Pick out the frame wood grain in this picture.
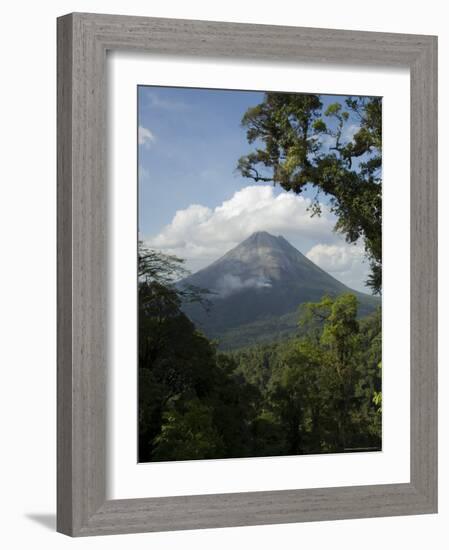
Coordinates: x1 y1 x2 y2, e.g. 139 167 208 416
57 12 438 536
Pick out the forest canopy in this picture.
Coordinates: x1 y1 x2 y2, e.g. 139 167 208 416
137 91 382 463
138 244 381 462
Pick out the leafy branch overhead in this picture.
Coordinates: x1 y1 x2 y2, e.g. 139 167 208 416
237 94 382 294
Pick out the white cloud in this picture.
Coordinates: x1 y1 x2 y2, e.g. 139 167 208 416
215 274 272 298
319 124 361 150
138 126 156 147
144 185 371 291
342 123 361 143
306 242 369 291
147 185 333 254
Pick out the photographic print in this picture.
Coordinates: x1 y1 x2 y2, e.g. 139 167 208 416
138 86 382 463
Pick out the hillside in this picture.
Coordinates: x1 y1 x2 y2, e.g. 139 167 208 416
180 231 380 349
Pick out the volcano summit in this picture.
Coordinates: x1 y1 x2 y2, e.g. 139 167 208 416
181 231 380 349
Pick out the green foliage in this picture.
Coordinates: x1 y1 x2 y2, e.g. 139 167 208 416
237 94 382 293
153 399 225 461
138 244 259 461
229 294 382 454
138 247 381 461
139 241 212 307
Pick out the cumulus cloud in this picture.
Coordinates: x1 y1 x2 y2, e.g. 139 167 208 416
306 242 369 291
144 185 371 291
147 186 334 251
138 126 156 147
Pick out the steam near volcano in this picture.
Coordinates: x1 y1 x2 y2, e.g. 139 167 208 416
215 274 272 298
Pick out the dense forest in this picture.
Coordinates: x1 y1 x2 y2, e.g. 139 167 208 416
138 92 382 462
138 244 381 462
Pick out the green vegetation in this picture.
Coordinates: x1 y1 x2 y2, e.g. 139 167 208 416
139 92 383 461
138 244 381 462
181 232 380 350
238 94 382 293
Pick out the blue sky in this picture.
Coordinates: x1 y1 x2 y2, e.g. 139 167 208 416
139 87 265 236
138 86 376 292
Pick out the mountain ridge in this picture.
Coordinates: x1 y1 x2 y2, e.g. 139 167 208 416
181 231 380 349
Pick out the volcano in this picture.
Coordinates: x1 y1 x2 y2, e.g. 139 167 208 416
180 231 380 349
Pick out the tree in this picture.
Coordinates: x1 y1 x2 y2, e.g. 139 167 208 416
138 241 211 308
138 243 217 461
138 242 261 461
321 294 360 450
298 294 361 450
138 241 381 460
354 308 382 443
237 94 382 293
267 341 323 454
153 399 225 461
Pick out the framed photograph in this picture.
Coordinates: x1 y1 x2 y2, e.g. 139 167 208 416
57 12 437 536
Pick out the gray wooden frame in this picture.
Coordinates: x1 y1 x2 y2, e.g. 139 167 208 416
57 12 438 537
